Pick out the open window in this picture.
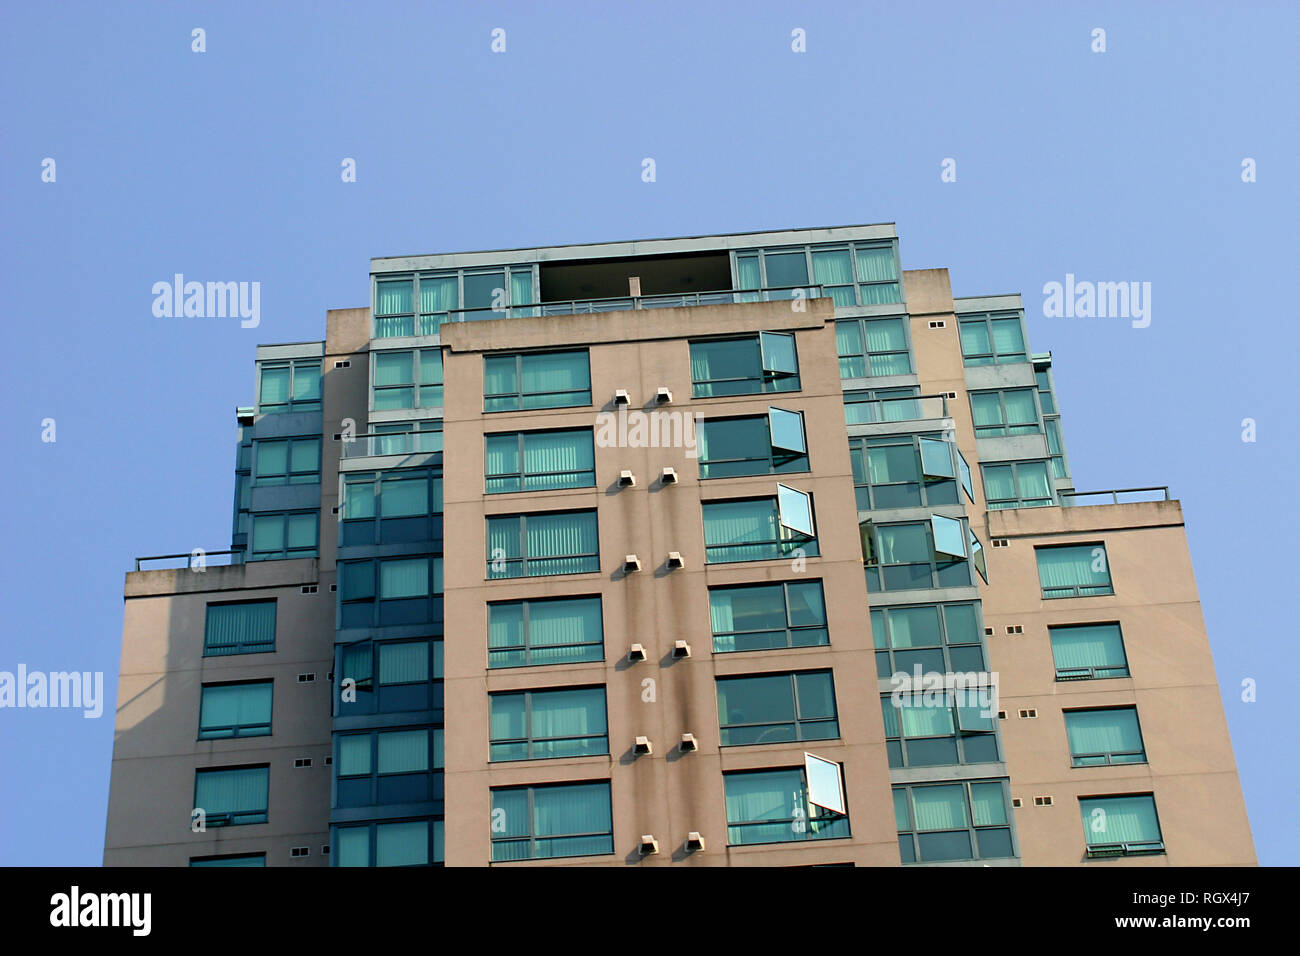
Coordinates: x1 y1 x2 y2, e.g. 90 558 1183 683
805 752 846 815
930 515 966 560
767 407 807 456
957 450 975 504
760 331 798 379
969 528 987 583
858 519 876 564
777 484 815 537
919 438 955 480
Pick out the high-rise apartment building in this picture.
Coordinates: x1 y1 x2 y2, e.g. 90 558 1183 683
104 225 1255 867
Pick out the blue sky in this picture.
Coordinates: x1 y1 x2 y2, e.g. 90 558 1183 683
1 1 1295 865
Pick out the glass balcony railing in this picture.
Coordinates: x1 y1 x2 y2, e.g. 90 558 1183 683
407 285 828 331
341 432 444 459
844 394 949 426
1060 487 1170 506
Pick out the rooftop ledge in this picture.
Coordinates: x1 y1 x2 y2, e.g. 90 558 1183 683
989 490 1182 538
125 555 318 598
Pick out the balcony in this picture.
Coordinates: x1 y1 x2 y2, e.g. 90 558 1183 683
134 549 244 571
845 393 949 429
384 284 828 336
1060 487 1170 506
341 431 444 461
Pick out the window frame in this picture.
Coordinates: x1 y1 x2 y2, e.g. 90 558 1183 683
688 333 802 399
980 460 1055 509
731 240 902 306
849 434 960 511
835 315 914 378
372 266 539 338
248 510 319 561
487 595 605 668
252 435 321 486
1078 793 1165 858
1049 622 1130 681
338 555 445 628
483 349 592 413
489 686 610 761
702 494 819 565
334 726 445 809
871 602 985 679
203 600 276 657
697 411 810 479
485 428 597 493
489 781 615 862
861 518 973 592
1064 706 1147 767
894 779 1015 864
198 680 274 740
340 468 444 547
969 388 1042 437
192 764 270 828
334 638 444 717
957 311 1028 366
716 669 840 747
371 347 444 411
332 817 446 867
485 510 600 579
709 580 829 653
723 766 852 847
257 359 322 414
880 691 999 769
1035 542 1114 599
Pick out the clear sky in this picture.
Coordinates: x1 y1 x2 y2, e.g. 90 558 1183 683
1 1 1295 865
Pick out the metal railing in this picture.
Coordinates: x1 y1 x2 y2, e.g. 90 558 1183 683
134 550 244 571
341 432 445 459
378 285 829 334
845 393 949 426
1060 487 1170 506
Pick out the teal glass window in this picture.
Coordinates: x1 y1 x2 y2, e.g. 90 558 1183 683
486 510 600 578
488 596 604 668
958 312 1027 366
341 469 442 546
373 348 443 410
703 496 818 564
335 727 443 808
336 639 442 717
717 670 839 746
690 333 800 398
333 818 445 866
373 267 536 336
485 429 595 493
811 248 856 306
490 687 609 760
894 780 1013 863
850 435 959 510
370 420 443 455
253 436 320 485
204 601 276 656
734 241 898 304
709 580 828 653
193 766 269 827
490 782 614 861
484 350 591 412
842 386 923 424
853 242 901 303
1065 707 1146 766
970 389 1040 437
1080 795 1164 857
699 412 808 478
881 691 998 768
199 681 273 739
1049 623 1129 680
1035 368 1057 414
724 768 851 846
190 854 265 867
871 603 984 678
258 359 321 414
981 461 1053 509
249 511 318 561
1036 543 1113 598
861 519 971 592
339 555 443 628
1045 418 1069 477
835 317 912 378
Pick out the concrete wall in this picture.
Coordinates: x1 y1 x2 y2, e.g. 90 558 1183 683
439 298 899 865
